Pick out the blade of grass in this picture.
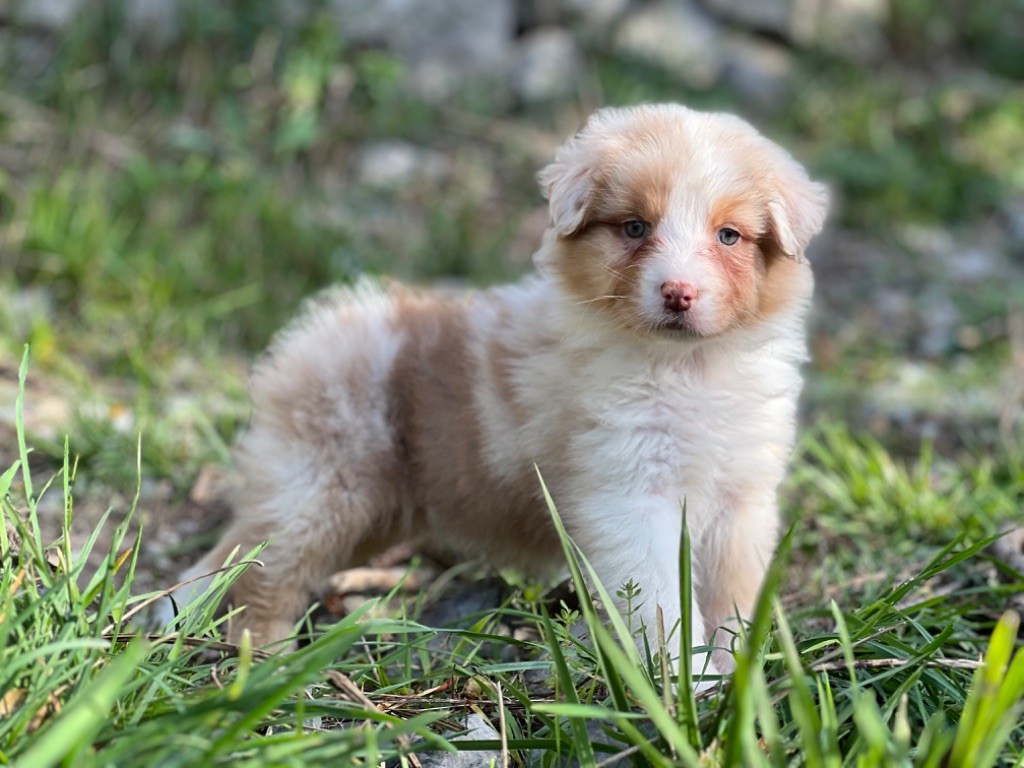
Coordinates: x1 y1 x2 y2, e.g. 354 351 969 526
590 620 701 765
16 346 35 529
677 501 700 747
721 525 793 766
540 611 597 765
949 611 1024 768
535 467 632 714
17 640 149 768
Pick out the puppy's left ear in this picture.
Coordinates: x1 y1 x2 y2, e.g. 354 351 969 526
766 156 829 260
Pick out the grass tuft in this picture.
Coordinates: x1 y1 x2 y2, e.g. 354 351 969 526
2 353 1023 764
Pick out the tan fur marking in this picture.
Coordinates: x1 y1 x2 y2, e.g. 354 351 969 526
709 194 767 238
387 291 562 572
757 247 812 319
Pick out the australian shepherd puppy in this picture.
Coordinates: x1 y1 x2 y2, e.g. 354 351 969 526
176 103 828 682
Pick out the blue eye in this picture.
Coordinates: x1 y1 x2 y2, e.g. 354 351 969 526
717 227 740 245
623 220 648 238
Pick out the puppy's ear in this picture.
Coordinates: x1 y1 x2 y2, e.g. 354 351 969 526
537 143 595 237
765 156 829 259
538 108 626 236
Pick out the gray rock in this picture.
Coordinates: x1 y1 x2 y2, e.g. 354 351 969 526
915 286 960 358
329 0 516 103
327 0 390 44
124 0 182 48
563 0 631 33
3 286 53 341
513 27 584 103
702 0 794 37
407 713 502 768
5 0 85 29
947 247 1002 283
613 1 724 88
382 0 516 103
702 0 887 61
722 34 794 112
804 0 888 62
354 141 450 189
556 718 658 767
517 0 566 29
580 719 635 767
1001 198 1024 246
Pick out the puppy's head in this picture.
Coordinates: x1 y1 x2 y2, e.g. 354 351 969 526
535 104 828 338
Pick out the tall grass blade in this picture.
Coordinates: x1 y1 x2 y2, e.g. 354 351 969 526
535 467 632 713
17 640 148 767
721 525 793 766
677 501 700 749
540 611 597 765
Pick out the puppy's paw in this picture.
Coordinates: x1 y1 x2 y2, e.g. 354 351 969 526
227 617 299 651
149 594 180 631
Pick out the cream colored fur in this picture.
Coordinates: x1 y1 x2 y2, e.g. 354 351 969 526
174 104 828 684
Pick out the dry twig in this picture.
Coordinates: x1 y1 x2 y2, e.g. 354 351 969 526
811 656 982 673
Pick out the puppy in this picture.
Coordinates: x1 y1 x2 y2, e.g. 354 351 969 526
177 104 827 681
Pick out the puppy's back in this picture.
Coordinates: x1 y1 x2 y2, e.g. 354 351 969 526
235 279 562 580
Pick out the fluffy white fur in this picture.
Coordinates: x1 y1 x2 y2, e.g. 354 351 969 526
174 104 828 684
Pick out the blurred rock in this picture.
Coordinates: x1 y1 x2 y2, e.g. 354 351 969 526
947 247 1001 283
513 26 584 102
915 285 960 358
868 358 1003 423
3 287 53 342
613 1 724 88
564 0 631 34
327 0 516 102
124 0 182 48
1003 198 1024 247
0 380 70 445
807 0 888 62
354 141 450 189
377 0 516 103
702 0 793 37
517 0 566 29
722 34 794 112
5 0 84 29
703 0 887 61
327 0 389 44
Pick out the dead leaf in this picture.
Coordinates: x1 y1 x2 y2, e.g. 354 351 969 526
0 688 25 717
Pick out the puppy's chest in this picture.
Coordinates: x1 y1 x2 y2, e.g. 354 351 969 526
569 353 783 492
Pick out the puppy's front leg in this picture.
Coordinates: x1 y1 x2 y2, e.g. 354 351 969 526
573 494 718 686
703 496 779 672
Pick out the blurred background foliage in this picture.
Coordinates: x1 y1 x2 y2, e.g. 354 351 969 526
0 0 1021 488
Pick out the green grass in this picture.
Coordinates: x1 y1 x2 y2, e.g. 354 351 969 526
3 348 1024 766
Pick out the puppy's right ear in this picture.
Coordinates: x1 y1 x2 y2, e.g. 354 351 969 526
537 133 596 237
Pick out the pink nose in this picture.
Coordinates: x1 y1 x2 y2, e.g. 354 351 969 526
661 281 698 312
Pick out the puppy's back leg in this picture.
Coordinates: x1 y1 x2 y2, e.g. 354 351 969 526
198 479 401 648
186 287 407 647
164 521 268 631
154 524 252 633
179 390 405 648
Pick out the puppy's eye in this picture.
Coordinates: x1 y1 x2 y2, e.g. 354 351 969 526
623 220 649 239
717 227 741 246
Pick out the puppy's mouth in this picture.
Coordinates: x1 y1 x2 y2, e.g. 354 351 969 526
649 316 705 339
